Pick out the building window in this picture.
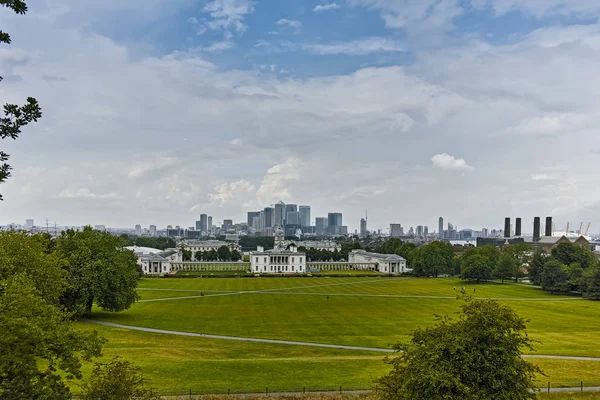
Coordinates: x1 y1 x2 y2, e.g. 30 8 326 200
299 257 302 263
264 257 267 263
299 266 302 271
292 257 295 263
292 266 294 271
255 257 259 263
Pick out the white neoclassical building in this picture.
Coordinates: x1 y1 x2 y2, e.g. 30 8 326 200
250 245 307 274
348 250 410 274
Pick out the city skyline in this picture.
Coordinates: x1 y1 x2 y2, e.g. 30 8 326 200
1 1 600 232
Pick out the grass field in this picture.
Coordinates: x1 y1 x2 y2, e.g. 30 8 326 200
80 277 600 392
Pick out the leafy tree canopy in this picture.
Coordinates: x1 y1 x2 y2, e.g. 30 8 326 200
80 357 161 400
55 227 140 317
378 298 541 400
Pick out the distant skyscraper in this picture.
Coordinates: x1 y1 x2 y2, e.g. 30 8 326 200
247 212 260 228
274 201 285 226
315 217 327 235
299 206 311 227
424 226 429 236
135 224 142 235
264 207 274 228
195 220 201 231
149 225 157 237
417 225 424 237
286 211 299 225
222 219 233 231
327 213 342 235
438 217 444 239
390 224 403 237
409 227 415 236
207 216 212 233
167 225 173 230
25 219 34 229
200 214 208 233
360 218 367 238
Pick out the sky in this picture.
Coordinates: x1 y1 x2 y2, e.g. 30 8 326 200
1 0 600 234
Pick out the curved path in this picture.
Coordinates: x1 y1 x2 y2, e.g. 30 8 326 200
82 319 600 361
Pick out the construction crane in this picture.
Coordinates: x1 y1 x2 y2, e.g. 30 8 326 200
585 222 592 236
566 222 570 234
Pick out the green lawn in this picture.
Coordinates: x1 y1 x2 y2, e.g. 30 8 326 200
84 277 600 392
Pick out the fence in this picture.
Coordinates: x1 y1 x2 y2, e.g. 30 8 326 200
72 382 600 398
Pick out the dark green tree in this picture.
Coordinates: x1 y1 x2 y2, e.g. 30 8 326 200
55 227 140 317
551 242 598 270
494 253 518 283
461 254 492 283
180 248 192 262
540 259 569 294
80 357 161 400
583 268 600 300
217 246 231 261
230 249 241 262
0 0 42 200
378 299 541 400
528 250 546 285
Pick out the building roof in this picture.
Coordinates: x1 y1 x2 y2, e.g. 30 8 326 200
251 249 306 255
351 250 405 261
125 246 163 255
140 254 169 262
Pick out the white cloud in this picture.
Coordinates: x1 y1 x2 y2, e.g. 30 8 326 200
276 18 303 32
348 0 463 32
202 0 255 36
303 37 405 55
203 40 236 53
476 0 600 18
314 3 341 12
431 153 473 172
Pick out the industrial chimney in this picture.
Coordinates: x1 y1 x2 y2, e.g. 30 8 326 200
504 217 511 238
545 216 553 237
533 217 541 242
515 218 522 237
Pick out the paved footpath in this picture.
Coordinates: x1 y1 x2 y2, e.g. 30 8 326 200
82 320 600 362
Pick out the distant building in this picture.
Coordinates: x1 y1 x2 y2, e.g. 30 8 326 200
390 224 403 237
199 214 208 234
439 217 444 239
424 226 429 236
264 207 274 229
274 201 285 226
416 225 424 237
349 250 410 274
360 218 367 238
315 217 328 235
207 216 213 234
25 219 34 229
149 225 157 236
328 213 343 235
135 225 142 236
250 245 306 274
248 212 261 231
299 206 311 227
222 219 233 232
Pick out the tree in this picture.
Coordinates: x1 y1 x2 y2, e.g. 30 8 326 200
0 0 42 200
377 299 541 400
181 248 192 262
494 253 518 283
217 246 231 261
583 268 600 300
80 357 161 400
0 231 66 303
0 274 104 399
55 227 140 317
540 259 569 295
528 250 546 285
551 242 598 270
230 249 241 262
461 254 492 283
